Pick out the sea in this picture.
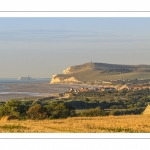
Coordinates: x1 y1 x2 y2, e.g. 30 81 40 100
0 78 88 102
0 78 50 84
0 78 51 101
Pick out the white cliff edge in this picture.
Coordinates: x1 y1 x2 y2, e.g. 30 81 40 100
50 74 80 84
63 67 71 74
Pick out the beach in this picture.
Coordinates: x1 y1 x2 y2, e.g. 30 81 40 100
0 81 94 102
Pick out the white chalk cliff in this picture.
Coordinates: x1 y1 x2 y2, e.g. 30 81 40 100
63 67 71 74
50 74 80 83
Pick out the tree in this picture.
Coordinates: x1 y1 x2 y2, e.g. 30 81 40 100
0 99 27 119
81 107 106 117
31 100 42 106
5 99 26 115
26 104 47 120
46 103 75 119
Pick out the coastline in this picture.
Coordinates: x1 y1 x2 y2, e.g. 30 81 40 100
49 82 99 87
0 81 97 102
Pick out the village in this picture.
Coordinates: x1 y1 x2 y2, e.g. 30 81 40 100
53 82 150 99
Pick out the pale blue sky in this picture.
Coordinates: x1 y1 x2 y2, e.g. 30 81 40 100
0 18 150 78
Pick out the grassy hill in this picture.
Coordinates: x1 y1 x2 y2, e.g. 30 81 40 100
51 62 150 82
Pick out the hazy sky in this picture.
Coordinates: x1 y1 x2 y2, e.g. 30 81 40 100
0 18 150 78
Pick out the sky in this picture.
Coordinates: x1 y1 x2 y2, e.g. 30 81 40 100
0 17 150 78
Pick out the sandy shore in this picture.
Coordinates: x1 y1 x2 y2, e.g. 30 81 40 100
0 82 95 102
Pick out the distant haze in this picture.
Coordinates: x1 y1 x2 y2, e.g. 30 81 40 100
0 18 150 78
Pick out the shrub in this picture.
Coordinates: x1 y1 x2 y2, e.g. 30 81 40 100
81 107 106 117
26 104 47 120
0 105 20 119
5 99 27 117
46 103 76 119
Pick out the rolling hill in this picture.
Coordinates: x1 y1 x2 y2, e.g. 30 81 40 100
50 62 150 83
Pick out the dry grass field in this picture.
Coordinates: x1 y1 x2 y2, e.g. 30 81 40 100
0 115 150 133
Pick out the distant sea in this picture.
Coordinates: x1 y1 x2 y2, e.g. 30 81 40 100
0 78 92 101
0 78 88 102
0 78 52 101
0 78 51 84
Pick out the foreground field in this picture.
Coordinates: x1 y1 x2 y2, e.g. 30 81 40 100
0 115 150 133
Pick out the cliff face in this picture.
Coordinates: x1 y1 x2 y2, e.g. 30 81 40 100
50 74 61 83
64 77 80 83
50 74 81 84
50 64 83 83
63 67 71 74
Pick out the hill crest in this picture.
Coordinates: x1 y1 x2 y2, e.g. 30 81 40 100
50 62 150 84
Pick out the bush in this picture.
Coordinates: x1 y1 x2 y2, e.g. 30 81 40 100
109 110 123 116
46 103 76 119
5 99 27 116
26 104 47 120
109 108 144 116
81 107 106 117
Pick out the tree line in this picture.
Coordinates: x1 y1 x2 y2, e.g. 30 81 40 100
0 100 76 120
0 88 149 120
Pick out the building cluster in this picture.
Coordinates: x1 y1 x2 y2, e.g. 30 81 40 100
68 86 117 93
54 84 150 99
119 85 150 91
67 84 150 94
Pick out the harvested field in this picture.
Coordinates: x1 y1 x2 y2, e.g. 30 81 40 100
0 115 150 133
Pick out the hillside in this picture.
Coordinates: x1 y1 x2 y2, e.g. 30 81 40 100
50 62 150 83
